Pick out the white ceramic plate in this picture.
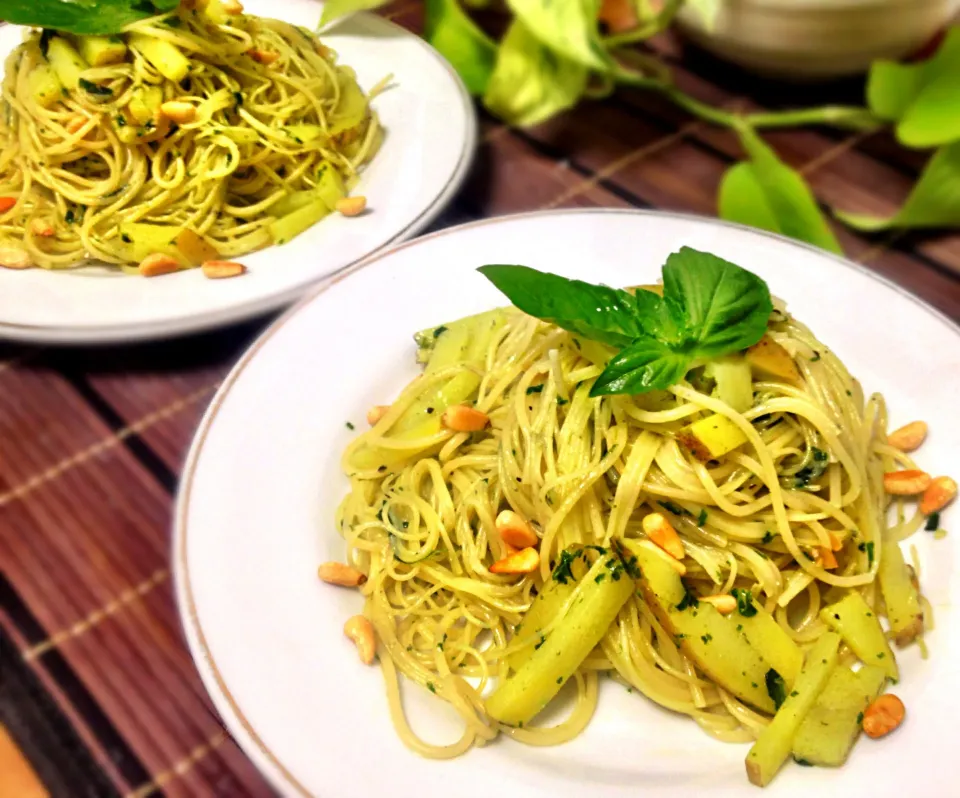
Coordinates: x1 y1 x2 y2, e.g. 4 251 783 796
0 0 475 344
175 210 960 798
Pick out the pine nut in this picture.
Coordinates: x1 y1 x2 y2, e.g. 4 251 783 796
642 512 685 560
495 510 539 549
30 218 54 237
862 694 905 739
201 260 246 279
160 101 197 124
366 405 390 425
883 469 932 496
489 547 539 575
441 405 489 432
317 561 367 587
0 247 31 269
248 48 279 65
138 253 180 277
701 594 737 614
222 0 244 14
335 196 367 217
887 421 927 452
920 476 957 515
343 615 376 664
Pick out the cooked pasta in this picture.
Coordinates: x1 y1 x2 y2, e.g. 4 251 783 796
0 0 383 271
329 254 943 786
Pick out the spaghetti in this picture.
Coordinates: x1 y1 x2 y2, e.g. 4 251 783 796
331 262 939 784
0 1 383 271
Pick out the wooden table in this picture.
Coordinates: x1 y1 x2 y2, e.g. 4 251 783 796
1 3 958 796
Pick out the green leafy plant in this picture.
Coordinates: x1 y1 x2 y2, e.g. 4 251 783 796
478 246 772 396
1 0 179 35
323 0 960 255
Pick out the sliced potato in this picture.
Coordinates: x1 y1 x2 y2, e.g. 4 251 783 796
118 222 184 264
284 123 326 143
736 596 803 689
76 35 127 67
128 34 190 82
128 85 163 124
677 413 748 462
820 592 898 681
315 163 346 210
46 37 87 92
175 228 218 266
628 540 776 713
877 541 923 647
746 337 801 385
791 664 886 767
485 550 634 726
268 197 329 245
28 64 63 109
745 632 841 787
705 355 753 413
507 551 582 672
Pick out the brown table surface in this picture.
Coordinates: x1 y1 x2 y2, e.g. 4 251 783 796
2 3 960 797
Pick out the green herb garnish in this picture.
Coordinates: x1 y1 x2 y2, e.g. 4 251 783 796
676 582 699 611
697 508 707 526
526 384 544 394
925 512 941 532
8 0 178 35
479 247 772 396
731 588 758 617
765 669 787 709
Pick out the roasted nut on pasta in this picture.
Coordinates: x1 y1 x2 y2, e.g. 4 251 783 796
920 476 957 514
496 510 538 549
201 260 246 279
366 405 390 426
642 513 685 560
248 48 279 65
159 100 196 124
489 547 539 574
222 0 244 14
862 694 905 739
343 615 376 664
700 595 737 614
30 218 54 237
441 405 489 432
335 196 367 217
0 247 31 269
138 253 180 277
887 421 928 452
317 562 367 587
882 469 932 495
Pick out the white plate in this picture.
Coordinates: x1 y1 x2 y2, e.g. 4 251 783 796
175 210 960 798
0 1 475 344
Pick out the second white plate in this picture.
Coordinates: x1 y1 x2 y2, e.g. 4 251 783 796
0 0 476 343
176 209 960 798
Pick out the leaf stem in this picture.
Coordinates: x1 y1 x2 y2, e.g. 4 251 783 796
613 68 882 132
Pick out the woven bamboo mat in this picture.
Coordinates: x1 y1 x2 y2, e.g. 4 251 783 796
1 2 959 796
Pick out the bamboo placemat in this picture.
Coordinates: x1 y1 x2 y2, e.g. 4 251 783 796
1 2 959 796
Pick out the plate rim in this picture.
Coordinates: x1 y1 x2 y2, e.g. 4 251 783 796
0 12 478 346
173 207 960 798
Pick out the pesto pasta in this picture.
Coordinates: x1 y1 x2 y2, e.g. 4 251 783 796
0 0 383 272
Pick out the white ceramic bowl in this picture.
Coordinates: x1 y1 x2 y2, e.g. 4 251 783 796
677 0 960 79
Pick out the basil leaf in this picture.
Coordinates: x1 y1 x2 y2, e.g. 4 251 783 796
425 0 497 96
660 247 772 357
319 0 389 25
835 140 960 231
866 30 960 149
507 0 609 71
2 0 178 34
483 19 587 126
718 127 842 255
590 337 690 396
477 264 661 347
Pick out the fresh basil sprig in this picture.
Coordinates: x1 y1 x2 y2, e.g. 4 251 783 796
478 246 773 397
2 0 179 35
